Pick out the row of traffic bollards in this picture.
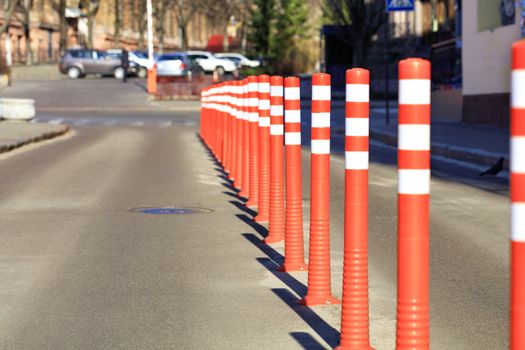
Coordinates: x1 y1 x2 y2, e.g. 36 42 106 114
200 41 525 349
200 59 430 349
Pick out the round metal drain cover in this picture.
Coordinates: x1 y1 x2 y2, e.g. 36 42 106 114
131 207 212 215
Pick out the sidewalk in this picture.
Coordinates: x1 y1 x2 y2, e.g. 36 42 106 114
369 106 509 170
0 121 69 153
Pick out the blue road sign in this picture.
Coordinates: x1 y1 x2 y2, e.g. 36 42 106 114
386 0 415 12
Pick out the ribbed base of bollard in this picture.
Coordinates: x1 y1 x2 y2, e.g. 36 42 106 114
278 263 308 272
299 295 340 306
263 235 284 244
334 345 374 350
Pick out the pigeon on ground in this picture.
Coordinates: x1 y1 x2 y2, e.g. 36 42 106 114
479 157 505 176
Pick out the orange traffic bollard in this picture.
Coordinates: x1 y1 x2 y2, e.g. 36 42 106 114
396 58 431 350
264 75 285 243
302 73 340 306
281 76 307 271
255 75 271 223
216 82 225 164
511 40 525 350
336 68 373 350
234 80 244 190
229 81 240 182
223 82 233 174
199 88 206 142
147 64 157 94
246 76 260 207
240 79 251 199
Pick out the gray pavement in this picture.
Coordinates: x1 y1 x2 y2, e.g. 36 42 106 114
0 79 511 349
368 111 509 169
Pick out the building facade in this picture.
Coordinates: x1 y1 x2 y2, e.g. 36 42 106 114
461 0 520 127
0 0 222 65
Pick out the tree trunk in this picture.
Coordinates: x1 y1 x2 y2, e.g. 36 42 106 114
24 15 33 65
155 1 165 53
58 0 67 55
180 24 188 50
88 16 95 48
137 0 146 49
114 0 121 46
85 1 100 49
223 23 229 51
20 0 33 65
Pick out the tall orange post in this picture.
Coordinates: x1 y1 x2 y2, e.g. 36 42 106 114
223 82 233 174
200 87 207 143
229 81 240 182
264 75 285 244
281 76 307 271
511 40 525 350
147 64 157 94
240 78 251 199
396 58 431 350
216 82 225 164
246 76 260 207
336 68 373 350
302 73 340 306
234 80 244 190
255 75 271 222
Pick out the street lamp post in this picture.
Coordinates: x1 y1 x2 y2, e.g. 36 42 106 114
146 0 154 64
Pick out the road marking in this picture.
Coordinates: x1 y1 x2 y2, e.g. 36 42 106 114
48 118 64 125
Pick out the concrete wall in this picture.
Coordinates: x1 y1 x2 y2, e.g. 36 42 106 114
462 0 520 95
461 0 520 126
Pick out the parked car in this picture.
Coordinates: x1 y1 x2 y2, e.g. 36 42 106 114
105 49 149 78
156 52 203 79
59 49 126 79
186 50 237 75
215 53 261 68
130 50 155 77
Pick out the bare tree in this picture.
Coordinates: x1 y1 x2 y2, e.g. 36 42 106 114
79 0 100 48
154 0 172 52
204 0 244 52
0 0 18 34
135 0 147 49
173 0 200 50
114 0 122 46
50 0 68 55
324 0 385 67
16 0 33 64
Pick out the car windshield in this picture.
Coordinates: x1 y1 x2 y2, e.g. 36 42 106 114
223 56 241 63
132 51 148 59
158 54 184 61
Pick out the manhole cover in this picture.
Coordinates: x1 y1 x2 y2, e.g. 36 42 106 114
131 207 212 215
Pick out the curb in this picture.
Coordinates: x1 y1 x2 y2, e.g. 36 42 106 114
0 124 70 154
370 128 508 170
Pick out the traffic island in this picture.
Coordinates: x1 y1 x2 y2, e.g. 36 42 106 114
0 121 70 154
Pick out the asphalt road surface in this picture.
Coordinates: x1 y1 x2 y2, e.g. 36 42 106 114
0 78 509 349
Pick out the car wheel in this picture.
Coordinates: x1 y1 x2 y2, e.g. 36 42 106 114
215 66 225 76
67 67 81 79
114 67 125 80
137 67 147 78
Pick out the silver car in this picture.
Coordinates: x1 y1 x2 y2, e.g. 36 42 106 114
156 53 193 77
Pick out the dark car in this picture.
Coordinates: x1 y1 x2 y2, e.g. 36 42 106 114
59 49 126 79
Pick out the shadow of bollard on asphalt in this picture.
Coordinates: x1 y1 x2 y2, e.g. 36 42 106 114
272 288 340 348
237 215 268 239
290 332 326 350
